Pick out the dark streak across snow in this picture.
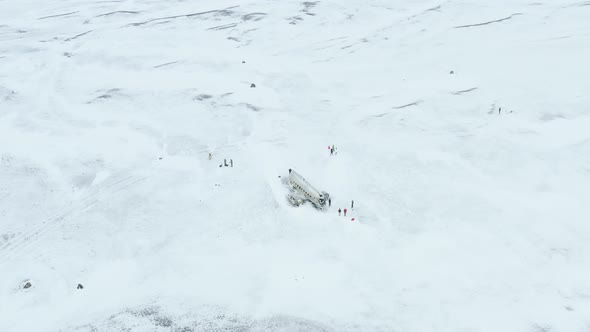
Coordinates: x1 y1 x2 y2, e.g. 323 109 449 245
207 23 238 31
452 87 478 95
392 100 423 109
126 6 239 27
38 11 79 20
153 61 178 68
95 11 140 18
242 13 267 21
425 5 442 12
454 13 523 28
64 30 92 42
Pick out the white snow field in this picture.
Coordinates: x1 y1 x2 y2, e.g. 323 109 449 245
1 0 590 331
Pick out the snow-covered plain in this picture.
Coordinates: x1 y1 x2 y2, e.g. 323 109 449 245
1 0 590 331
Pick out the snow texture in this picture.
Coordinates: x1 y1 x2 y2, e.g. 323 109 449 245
1 0 590 331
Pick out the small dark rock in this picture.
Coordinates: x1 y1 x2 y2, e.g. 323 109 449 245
194 94 213 101
242 60 246 64
23 281 32 289
77 283 84 289
250 83 256 88
158 157 163 160
450 70 454 74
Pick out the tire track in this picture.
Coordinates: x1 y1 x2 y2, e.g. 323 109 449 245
0 174 146 264
0 174 134 251
0 174 145 260
0 174 135 252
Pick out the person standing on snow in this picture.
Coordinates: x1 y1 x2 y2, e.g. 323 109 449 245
208 153 212 160
338 208 341 216
351 200 354 209
230 159 233 167
343 208 347 216
328 198 331 207
224 159 228 167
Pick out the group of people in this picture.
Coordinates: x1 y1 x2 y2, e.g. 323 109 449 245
495 106 515 115
328 145 338 156
209 153 233 168
329 199 354 217
326 145 355 218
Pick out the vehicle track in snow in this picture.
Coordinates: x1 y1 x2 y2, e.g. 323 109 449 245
0 173 146 265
